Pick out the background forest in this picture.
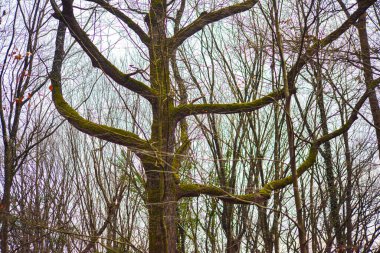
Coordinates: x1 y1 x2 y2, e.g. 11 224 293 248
1 0 380 252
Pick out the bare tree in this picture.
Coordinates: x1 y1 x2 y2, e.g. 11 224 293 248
47 0 380 252
0 1 60 252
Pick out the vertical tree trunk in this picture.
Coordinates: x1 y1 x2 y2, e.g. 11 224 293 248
269 40 283 253
314 62 344 252
310 167 319 253
1 146 15 253
146 169 178 253
356 2 380 158
222 203 237 253
272 1 308 251
343 130 353 253
285 97 308 253
146 2 178 252
255 154 273 253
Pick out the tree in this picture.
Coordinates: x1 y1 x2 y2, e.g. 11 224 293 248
49 0 379 252
0 1 59 252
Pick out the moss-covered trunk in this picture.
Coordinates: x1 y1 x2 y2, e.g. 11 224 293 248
146 167 178 253
145 1 178 252
145 74 178 252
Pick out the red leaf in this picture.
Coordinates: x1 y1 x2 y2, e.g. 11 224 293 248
14 54 23 60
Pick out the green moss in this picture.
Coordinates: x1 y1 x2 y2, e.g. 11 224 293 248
179 184 267 203
172 140 190 172
151 0 164 8
259 145 318 196
173 172 180 184
178 143 320 205
52 88 150 151
173 89 285 119
257 186 272 198
179 183 201 194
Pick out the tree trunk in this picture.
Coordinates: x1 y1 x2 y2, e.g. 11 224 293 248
146 169 178 253
356 2 380 158
146 2 178 252
314 62 344 252
1 147 15 253
343 131 353 253
272 1 308 250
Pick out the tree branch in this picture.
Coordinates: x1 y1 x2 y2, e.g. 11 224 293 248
178 77 380 204
173 89 286 120
169 0 259 49
178 183 268 204
173 0 376 120
86 0 150 45
50 21 152 156
287 0 376 88
51 0 157 102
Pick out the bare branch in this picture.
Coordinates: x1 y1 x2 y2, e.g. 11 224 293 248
169 0 259 49
51 0 157 102
178 78 380 204
173 0 376 120
86 0 150 45
287 0 376 88
50 21 152 156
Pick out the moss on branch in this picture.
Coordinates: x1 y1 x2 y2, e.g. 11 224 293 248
49 20 152 158
178 183 268 204
173 89 286 120
52 88 151 152
53 1 157 102
177 145 318 205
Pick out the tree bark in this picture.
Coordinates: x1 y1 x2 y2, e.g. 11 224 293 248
1 146 15 253
145 2 178 252
272 1 308 251
313 60 344 252
356 2 380 158
343 125 354 253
